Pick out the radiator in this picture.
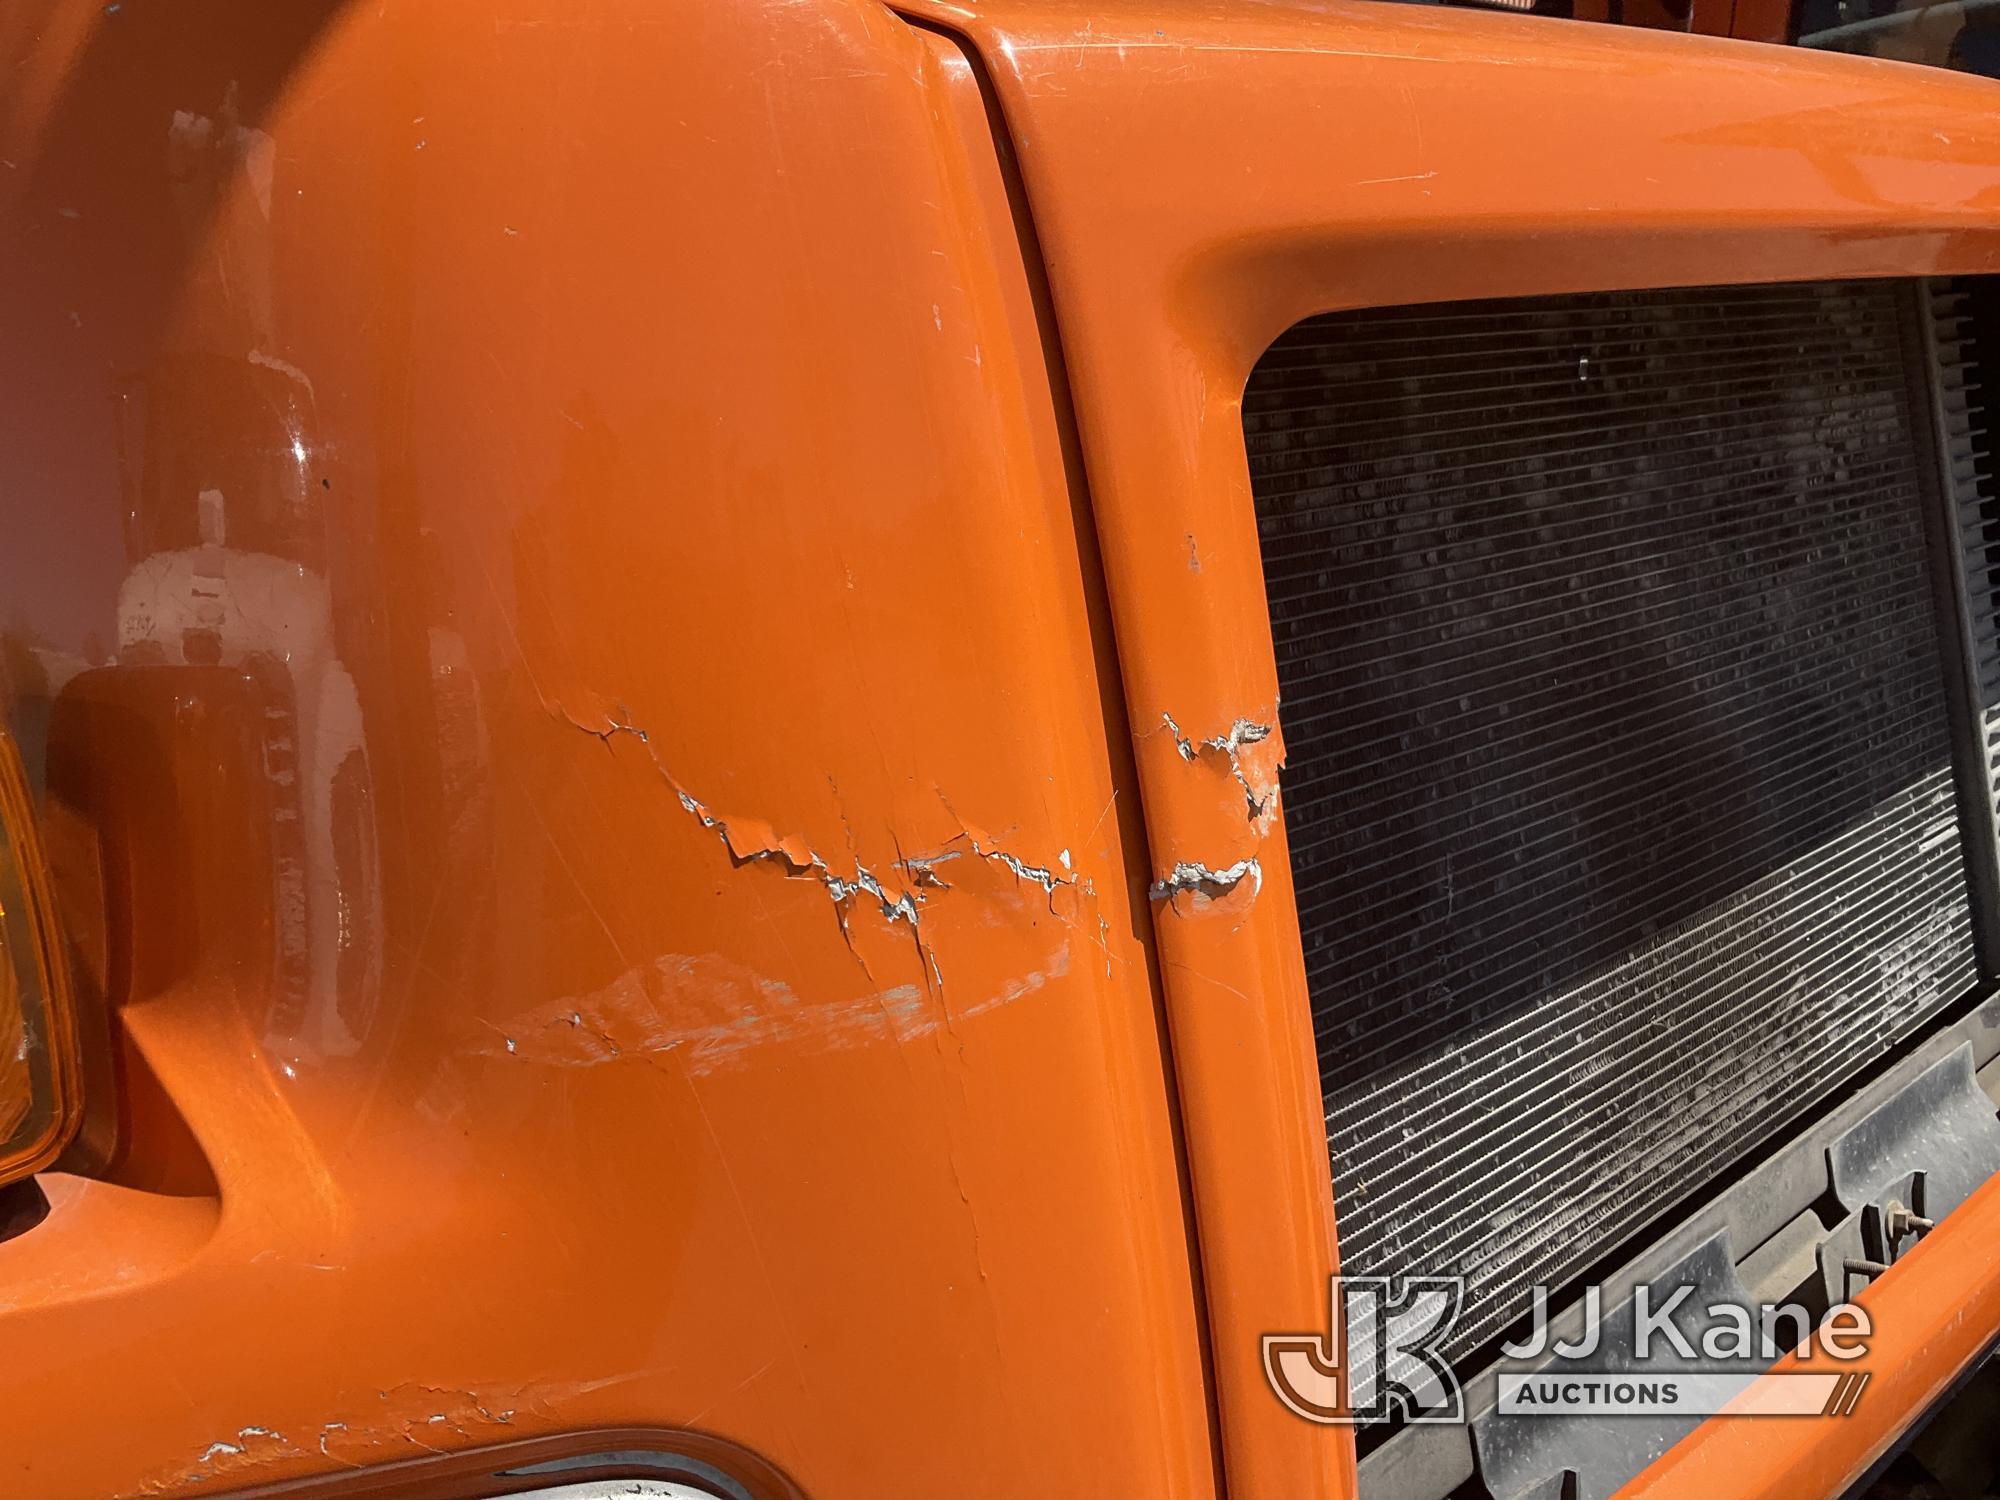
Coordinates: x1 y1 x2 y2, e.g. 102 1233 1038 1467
1243 279 1990 1374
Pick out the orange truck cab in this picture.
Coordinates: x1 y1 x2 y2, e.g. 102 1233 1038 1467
2 0 2000 1497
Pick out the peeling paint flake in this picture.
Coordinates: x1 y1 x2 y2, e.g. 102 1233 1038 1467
144 1383 546 1491
1160 709 1286 827
556 701 935 970
149 1425 293 1492
1149 857 1262 904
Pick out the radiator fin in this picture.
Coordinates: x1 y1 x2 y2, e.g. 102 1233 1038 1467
1244 280 1978 1368
1931 278 2000 857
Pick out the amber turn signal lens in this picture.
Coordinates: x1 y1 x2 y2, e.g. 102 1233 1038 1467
0 727 80 1185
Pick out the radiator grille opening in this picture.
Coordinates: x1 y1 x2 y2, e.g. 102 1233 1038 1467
1243 279 1984 1379
1934 276 2000 853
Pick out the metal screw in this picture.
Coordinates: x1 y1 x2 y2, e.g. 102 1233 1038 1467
1842 1257 1889 1305
1885 1200 1934 1241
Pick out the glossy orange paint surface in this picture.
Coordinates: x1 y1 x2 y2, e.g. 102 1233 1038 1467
901 2 2000 1492
2 0 1999 1495
0 2 1214 1495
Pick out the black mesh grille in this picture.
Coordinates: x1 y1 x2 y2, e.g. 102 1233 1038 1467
1244 280 1979 1368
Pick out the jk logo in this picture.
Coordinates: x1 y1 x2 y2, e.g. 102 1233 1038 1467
1263 1276 1466 1424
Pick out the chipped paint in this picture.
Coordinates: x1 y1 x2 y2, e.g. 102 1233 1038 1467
557 705 933 943
1160 710 1286 828
146 1425 291 1493
1149 857 1262 904
554 701 1103 1008
138 1384 548 1492
905 829 1093 909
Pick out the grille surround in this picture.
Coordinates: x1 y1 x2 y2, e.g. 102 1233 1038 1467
1244 279 1987 1371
